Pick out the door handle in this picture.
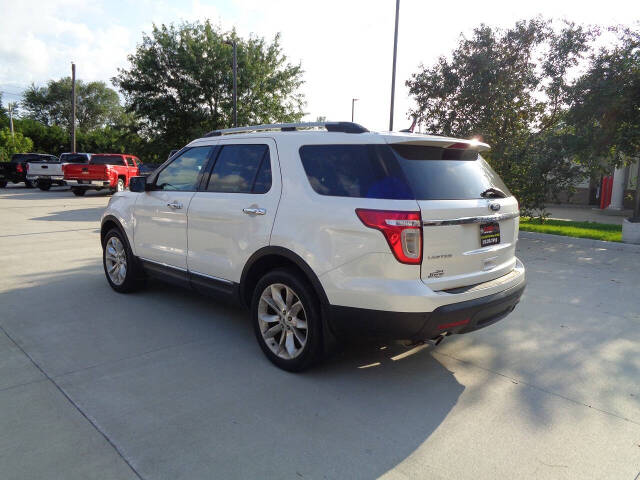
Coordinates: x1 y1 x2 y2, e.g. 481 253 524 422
167 201 183 209
243 207 266 216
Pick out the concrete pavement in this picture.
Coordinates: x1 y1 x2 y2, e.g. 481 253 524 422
1 185 639 479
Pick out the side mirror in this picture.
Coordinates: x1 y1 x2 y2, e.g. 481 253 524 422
129 176 147 193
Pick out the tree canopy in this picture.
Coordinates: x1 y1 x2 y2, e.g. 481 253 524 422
407 19 596 215
22 77 123 131
113 21 305 156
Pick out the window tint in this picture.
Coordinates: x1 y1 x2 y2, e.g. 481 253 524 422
389 145 511 200
252 154 272 194
91 155 125 166
207 144 270 193
299 144 511 200
156 146 212 191
60 153 89 163
299 145 413 199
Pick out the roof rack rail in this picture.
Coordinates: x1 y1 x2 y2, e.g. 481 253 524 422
203 121 368 137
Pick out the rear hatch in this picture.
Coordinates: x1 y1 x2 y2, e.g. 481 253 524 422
64 163 109 180
386 141 519 291
28 161 63 177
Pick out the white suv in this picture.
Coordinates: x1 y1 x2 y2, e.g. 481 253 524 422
101 122 525 371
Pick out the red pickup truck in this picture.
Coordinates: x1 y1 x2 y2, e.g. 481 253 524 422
63 154 140 196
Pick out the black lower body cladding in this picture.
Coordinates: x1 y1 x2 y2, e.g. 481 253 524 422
328 281 526 341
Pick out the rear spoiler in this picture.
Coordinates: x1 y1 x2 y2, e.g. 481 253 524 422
384 134 490 152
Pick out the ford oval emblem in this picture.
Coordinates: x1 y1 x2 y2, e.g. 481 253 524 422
489 202 501 212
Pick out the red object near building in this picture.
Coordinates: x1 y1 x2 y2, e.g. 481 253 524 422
600 176 614 209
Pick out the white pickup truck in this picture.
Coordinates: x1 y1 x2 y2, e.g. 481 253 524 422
27 152 91 190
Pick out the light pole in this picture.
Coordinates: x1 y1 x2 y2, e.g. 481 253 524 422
224 40 238 127
351 98 359 122
7 102 16 138
389 0 400 131
71 62 76 152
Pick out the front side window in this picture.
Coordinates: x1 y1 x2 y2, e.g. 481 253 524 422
207 144 271 193
155 146 212 191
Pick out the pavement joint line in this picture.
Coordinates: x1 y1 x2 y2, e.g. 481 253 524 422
432 350 640 426
0 228 98 238
0 323 145 480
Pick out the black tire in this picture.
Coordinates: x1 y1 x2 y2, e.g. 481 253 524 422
71 187 86 196
0 180 6 188
251 268 324 372
102 228 145 293
24 180 36 188
38 181 51 191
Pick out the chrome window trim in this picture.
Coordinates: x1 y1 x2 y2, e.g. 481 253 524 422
139 257 187 272
422 211 519 227
190 270 234 285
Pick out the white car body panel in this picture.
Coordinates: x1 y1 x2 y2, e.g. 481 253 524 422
26 162 64 181
187 137 282 281
102 128 525 316
133 190 196 269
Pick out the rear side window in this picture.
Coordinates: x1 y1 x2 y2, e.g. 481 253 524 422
206 144 271 194
91 155 125 166
299 145 412 199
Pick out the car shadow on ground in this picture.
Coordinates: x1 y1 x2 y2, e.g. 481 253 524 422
30 207 106 222
1 265 464 479
0 184 113 198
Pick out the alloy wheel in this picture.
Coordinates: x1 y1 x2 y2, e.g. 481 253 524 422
258 283 308 359
105 236 127 285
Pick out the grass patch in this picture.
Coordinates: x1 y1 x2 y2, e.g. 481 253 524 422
520 218 622 242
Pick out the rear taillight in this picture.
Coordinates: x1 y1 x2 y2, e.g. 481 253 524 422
356 209 422 264
17 164 23 173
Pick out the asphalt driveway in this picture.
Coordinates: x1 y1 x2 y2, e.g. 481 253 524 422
1 186 639 479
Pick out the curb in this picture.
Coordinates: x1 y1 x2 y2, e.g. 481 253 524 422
519 231 640 254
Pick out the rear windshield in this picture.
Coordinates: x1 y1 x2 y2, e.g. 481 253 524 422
60 153 89 163
11 154 53 163
90 155 125 166
299 144 510 200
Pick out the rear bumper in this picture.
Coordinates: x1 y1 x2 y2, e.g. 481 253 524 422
27 174 64 181
65 179 111 187
328 279 526 341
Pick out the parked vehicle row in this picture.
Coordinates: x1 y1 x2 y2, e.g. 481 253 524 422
1 152 163 194
0 153 58 188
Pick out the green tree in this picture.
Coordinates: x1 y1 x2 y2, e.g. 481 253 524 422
22 78 123 131
113 21 305 156
568 26 640 217
0 128 33 162
406 19 594 216
14 118 68 156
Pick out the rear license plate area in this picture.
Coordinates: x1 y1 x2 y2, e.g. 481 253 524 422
480 222 500 247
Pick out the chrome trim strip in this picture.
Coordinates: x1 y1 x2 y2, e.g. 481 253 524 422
139 257 188 272
463 242 513 256
190 270 234 285
422 212 519 226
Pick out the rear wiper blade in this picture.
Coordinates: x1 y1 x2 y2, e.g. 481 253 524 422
480 187 507 198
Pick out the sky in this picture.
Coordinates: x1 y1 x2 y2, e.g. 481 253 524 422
1 0 639 131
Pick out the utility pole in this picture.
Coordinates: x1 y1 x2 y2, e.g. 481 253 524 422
71 62 76 153
224 40 238 127
7 102 16 138
389 0 400 131
232 41 237 127
351 98 359 122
